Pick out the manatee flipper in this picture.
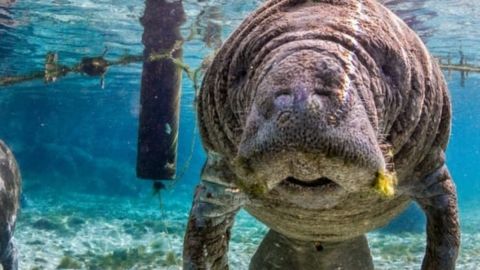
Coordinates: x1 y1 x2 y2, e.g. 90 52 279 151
183 156 246 270
1 238 18 270
413 165 460 270
250 230 373 270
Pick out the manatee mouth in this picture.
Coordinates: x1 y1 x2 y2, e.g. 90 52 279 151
280 176 339 191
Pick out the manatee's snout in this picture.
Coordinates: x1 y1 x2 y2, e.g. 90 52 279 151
266 84 330 131
234 50 387 198
254 51 349 127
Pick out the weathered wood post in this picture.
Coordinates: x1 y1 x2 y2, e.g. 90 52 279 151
137 0 186 180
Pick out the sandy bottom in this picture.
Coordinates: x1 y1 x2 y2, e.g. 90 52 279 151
11 191 480 270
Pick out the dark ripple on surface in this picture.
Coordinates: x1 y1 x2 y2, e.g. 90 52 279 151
382 0 438 40
384 0 480 65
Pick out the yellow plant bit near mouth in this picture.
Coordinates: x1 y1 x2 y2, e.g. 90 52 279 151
374 170 397 198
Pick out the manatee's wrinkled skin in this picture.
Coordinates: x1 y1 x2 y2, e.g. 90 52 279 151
184 0 459 269
0 1 16 8
0 141 20 270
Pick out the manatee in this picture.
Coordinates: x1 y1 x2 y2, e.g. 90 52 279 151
183 0 460 269
0 141 20 270
0 1 16 8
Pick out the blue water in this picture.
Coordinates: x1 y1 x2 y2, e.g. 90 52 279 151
1 0 480 269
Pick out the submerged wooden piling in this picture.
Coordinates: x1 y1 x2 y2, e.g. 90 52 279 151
136 0 186 180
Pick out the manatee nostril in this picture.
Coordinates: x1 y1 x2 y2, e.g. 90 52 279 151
274 90 294 109
314 87 335 97
275 89 292 97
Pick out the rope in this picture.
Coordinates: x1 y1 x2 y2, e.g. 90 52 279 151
0 50 477 88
